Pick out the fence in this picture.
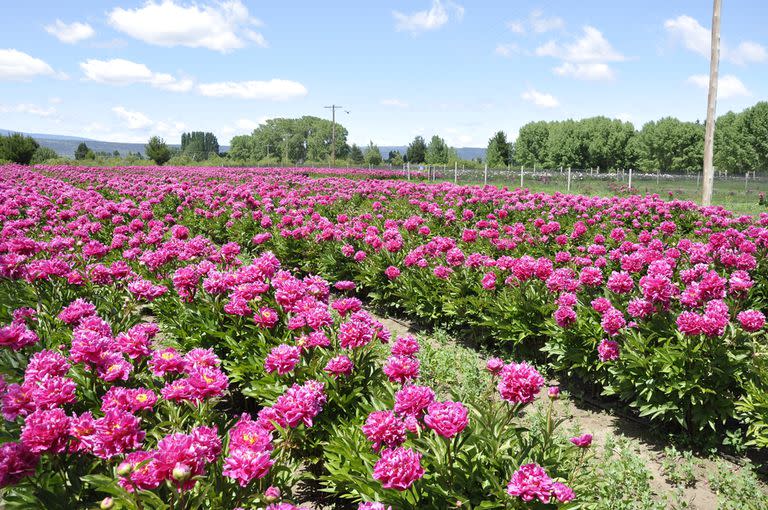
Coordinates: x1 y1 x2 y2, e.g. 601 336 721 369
390 164 767 215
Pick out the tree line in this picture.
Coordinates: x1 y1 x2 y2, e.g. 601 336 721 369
503 101 768 174
3 100 768 173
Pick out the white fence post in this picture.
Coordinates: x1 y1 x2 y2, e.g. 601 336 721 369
454 161 457 184
567 167 572 193
696 172 700 189
484 163 488 186
407 162 411 180
628 168 633 190
520 165 524 188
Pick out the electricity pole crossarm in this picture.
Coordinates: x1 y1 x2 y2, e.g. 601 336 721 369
324 104 343 167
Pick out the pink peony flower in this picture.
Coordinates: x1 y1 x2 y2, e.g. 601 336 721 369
391 335 420 357
92 410 145 459
570 433 593 448
486 357 504 375
264 344 301 375
597 339 620 362
149 348 186 377
20 408 71 454
385 266 401 280
738 310 765 332
271 380 326 429
223 448 273 487
383 355 420 384
372 447 424 491
362 411 406 452
424 401 469 438
506 463 553 503
394 385 435 417
497 362 544 405
0 442 38 488
324 355 354 377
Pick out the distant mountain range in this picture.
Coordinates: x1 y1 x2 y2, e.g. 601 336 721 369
1 129 486 161
0 129 179 157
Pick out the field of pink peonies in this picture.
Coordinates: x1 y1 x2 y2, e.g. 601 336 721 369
0 163 767 508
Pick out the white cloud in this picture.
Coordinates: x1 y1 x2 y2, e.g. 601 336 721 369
728 41 767 65
0 49 54 80
536 26 625 62
381 98 409 108
197 79 308 100
554 62 614 80
80 58 193 92
529 9 565 34
664 15 709 58
521 88 559 108
112 106 154 129
393 0 463 35
507 20 525 34
665 15 767 65
0 103 57 117
108 0 266 53
495 43 520 58
534 26 624 81
44 20 95 44
109 106 187 142
506 10 564 36
687 74 750 99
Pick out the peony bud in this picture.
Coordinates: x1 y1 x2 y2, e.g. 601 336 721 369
172 463 192 482
548 386 560 400
100 497 114 509
116 462 133 477
264 486 281 502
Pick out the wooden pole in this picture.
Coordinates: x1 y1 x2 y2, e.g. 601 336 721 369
702 0 722 206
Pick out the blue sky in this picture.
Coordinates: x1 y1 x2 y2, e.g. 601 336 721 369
1 0 767 147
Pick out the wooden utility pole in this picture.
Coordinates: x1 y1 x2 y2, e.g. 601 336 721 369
324 104 342 167
702 0 722 206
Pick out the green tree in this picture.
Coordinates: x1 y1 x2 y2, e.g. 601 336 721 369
635 118 704 172
515 121 549 167
181 131 219 161
546 120 586 168
227 117 347 164
580 117 636 170
738 101 768 173
363 141 382 165
30 146 58 164
145 136 172 166
486 131 512 168
406 136 427 164
0 133 39 164
74 142 95 160
425 135 449 164
387 150 404 166
349 144 365 165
